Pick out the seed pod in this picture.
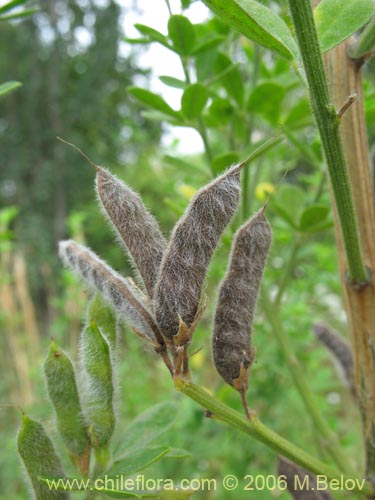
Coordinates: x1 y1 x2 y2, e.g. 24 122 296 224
79 322 115 448
155 164 242 345
88 293 117 346
313 323 355 395
96 167 167 297
59 240 164 349
277 457 333 500
44 341 90 475
212 209 271 393
18 413 69 499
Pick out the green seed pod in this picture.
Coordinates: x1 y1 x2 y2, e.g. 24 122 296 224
18 413 69 499
88 293 117 346
277 457 333 500
79 322 115 448
44 341 90 475
213 209 271 393
155 164 242 346
96 167 167 297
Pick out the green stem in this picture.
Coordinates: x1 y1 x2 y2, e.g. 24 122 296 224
261 293 355 476
349 15 375 60
175 377 372 496
287 0 368 284
197 116 214 170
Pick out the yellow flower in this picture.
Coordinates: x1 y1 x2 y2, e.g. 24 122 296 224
190 349 205 370
255 182 275 201
178 184 197 200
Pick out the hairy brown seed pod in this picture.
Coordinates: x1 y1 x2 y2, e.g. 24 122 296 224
212 208 271 394
96 167 166 297
277 457 334 500
155 164 242 347
59 240 164 349
313 323 355 396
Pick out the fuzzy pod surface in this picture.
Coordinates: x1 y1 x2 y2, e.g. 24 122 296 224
89 293 117 346
313 323 355 393
277 457 333 500
155 165 242 343
80 322 115 448
213 209 271 391
96 167 167 297
18 414 69 499
44 341 89 458
59 240 164 348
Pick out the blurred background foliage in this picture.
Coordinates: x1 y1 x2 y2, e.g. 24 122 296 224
1 0 374 498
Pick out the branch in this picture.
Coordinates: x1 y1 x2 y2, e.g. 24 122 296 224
287 0 368 285
174 377 373 496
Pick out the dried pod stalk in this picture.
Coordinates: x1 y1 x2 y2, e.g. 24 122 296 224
18 414 69 499
59 240 164 350
96 167 167 297
44 341 90 475
212 209 271 401
277 457 334 500
155 164 242 348
313 323 355 395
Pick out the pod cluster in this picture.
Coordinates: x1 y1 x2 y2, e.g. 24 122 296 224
59 159 272 403
19 321 117 497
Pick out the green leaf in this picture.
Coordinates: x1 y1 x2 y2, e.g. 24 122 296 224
0 206 19 228
270 185 305 228
284 98 313 129
0 8 39 21
192 35 226 55
113 402 178 458
248 82 285 124
215 53 244 106
107 446 171 476
205 97 234 125
314 0 375 53
140 110 184 126
201 0 299 60
212 152 240 173
128 87 180 119
0 81 21 98
0 0 27 14
181 83 209 119
135 24 171 49
159 76 187 90
123 38 150 45
299 205 330 232
168 15 196 55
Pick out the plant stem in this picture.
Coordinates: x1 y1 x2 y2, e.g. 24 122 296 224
261 293 356 476
175 377 373 496
287 0 368 285
349 15 375 60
